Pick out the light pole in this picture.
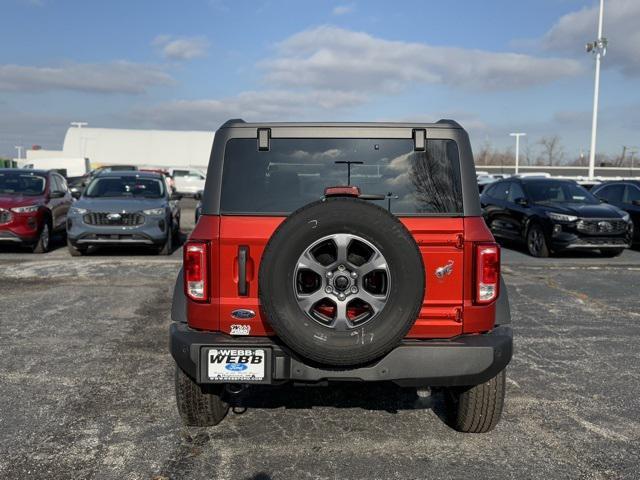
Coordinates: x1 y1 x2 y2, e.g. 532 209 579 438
586 0 607 180
70 122 88 128
509 133 526 175
14 145 23 160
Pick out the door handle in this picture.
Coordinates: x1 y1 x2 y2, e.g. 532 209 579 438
238 246 249 296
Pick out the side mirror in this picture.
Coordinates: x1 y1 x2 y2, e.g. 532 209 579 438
170 192 183 201
515 197 528 206
71 190 82 199
597 196 609 203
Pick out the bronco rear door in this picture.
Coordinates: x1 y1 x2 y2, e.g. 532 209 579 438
216 129 465 338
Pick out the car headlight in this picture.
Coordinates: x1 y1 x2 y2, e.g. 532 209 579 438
11 205 40 213
621 213 630 222
143 208 165 216
69 206 88 215
547 212 578 222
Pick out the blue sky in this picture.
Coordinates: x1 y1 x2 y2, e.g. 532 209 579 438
1 0 639 161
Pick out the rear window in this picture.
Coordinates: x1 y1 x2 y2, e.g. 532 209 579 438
220 138 463 215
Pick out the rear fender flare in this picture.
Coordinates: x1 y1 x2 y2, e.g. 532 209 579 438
171 269 187 323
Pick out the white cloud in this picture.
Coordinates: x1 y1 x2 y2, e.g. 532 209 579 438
153 35 209 61
0 61 173 94
542 0 640 76
262 26 582 93
332 4 355 15
131 89 366 129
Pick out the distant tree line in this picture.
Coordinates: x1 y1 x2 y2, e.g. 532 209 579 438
475 136 638 168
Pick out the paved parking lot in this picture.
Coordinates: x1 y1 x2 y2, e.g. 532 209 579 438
1 201 639 479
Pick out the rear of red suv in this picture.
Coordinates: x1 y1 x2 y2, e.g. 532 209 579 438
171 120 512 433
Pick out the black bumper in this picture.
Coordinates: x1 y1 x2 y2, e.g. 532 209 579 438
170 322 513 387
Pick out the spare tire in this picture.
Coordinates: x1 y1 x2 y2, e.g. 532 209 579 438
259 197 425 367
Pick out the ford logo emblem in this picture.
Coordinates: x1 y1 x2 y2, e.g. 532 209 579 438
106 213 122 220
225 363 248 372
231 309 256 319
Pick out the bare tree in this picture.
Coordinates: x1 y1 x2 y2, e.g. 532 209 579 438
537 136 564 166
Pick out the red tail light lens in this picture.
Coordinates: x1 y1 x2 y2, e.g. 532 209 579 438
475 243 500 304
184 241 209 302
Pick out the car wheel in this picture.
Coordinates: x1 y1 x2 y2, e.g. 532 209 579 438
158 227 173 255
600 248 625 257
259 197 425 367
175 366 229 427
67 239 86 256
436 369 506 433
526 224 549 258
32 221 51 254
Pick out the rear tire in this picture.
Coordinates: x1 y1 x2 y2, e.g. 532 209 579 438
437 369 506 433
67 239 86 256
175 366 229 427
600 248 625 257
32 221 51 254
526 224 550 258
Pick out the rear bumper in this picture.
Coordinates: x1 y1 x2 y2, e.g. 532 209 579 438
170 322 513 387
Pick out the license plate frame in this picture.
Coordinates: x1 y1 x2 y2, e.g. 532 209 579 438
202 347 271 383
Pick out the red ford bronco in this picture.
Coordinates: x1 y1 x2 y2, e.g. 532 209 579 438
171 120 512 433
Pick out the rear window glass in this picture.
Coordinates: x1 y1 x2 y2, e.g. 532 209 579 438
220 138 463 215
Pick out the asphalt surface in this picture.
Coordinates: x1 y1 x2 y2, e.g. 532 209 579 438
1 200 639 479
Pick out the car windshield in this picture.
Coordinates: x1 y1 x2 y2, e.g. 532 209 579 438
84 176 165 198
0 172 47 196
220 138 463 215
524 181 599 205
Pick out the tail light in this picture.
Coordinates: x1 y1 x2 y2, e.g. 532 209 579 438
184 241 209 302
475 243 500 304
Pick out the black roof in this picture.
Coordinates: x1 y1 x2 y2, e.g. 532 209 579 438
596 179 640 186
512 177 577 184
218 118 463 129
93 171 163 179
0 168 49 175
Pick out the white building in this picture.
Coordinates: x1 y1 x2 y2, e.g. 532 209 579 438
22 127 215 173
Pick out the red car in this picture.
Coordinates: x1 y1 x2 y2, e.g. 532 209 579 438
0 169 73 253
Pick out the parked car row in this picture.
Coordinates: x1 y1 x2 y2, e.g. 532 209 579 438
0 168 181 255
481 177 635 257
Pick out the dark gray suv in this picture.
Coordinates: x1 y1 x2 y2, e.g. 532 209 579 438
66 171 181 255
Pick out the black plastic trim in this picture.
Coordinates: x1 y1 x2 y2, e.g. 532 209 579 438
496 276 511 325
170 323 512 387
171 269 186 323
238 246 248 296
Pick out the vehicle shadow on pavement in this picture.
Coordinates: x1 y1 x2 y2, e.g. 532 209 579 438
225 382 436 414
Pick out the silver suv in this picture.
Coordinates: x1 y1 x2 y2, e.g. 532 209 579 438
66 171 181 255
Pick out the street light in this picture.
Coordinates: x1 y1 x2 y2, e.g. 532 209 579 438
70 122 88 128
509 133 526 175
586 0 607 180
14 145 23 160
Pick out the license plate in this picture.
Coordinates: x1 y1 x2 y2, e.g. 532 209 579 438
207 348 266 382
